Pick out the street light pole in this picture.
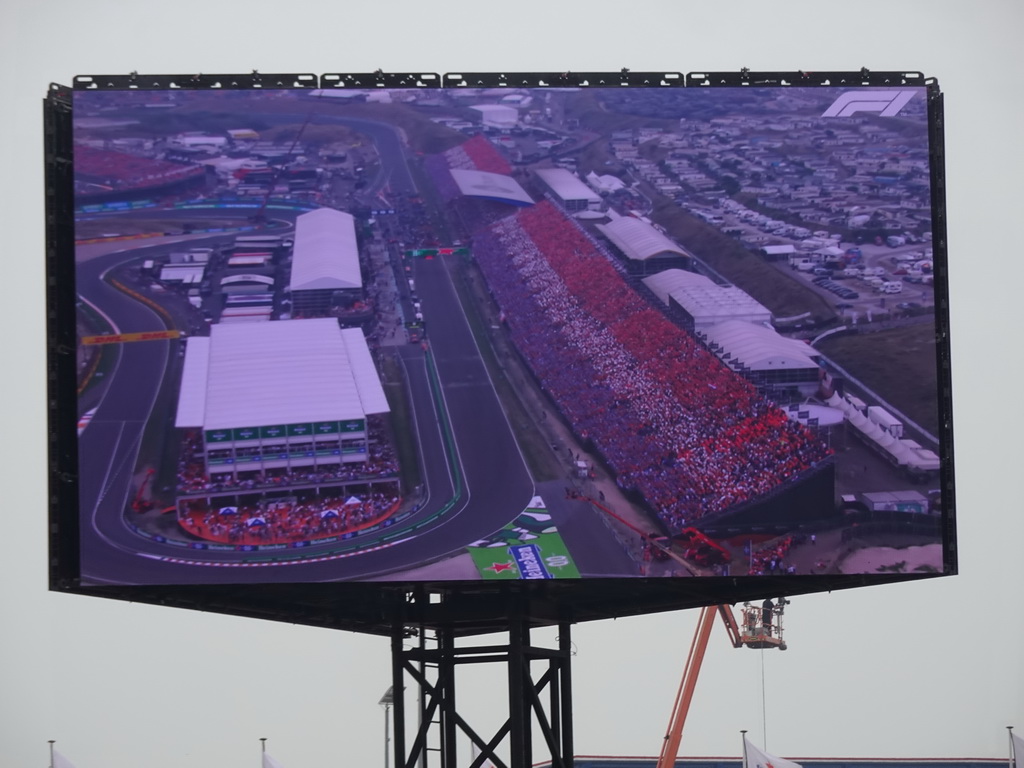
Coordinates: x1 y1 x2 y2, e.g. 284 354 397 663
379 685 395 768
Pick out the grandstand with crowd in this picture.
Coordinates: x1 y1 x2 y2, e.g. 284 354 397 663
423 135 836 534
171 319 401 547
73 144 207 201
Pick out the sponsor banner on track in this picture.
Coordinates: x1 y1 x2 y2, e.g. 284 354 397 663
510 544 551 579
467 500 581 580
81 329 181 345
75 232 165 245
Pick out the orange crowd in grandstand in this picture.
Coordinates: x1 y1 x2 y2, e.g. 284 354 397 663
178 491 400 546
74 144 205 191
446 134 513 175
426 134 515 204
473 201 832 531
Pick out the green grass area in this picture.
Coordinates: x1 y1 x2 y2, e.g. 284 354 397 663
379 350 423 495
448 257 565 483
88 108 273 139
563 91 676 135
95 97 466 156
76 218 245 239
649 198 838 321
258 122 363 147
326 102 466 154
815 322 941 437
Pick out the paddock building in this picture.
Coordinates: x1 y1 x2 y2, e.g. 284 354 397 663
175 318 389 485
289 207 363 316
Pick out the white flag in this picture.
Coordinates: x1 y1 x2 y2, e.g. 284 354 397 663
744 736 802 768
1012 731 1024 768
263 753 286 768
52 750 78 768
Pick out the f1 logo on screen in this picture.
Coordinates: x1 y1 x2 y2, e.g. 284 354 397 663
822 89 917 117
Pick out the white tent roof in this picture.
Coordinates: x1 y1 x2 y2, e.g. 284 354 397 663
857 419 886 441
470 104 518 128
700 320 820 372
534 168 601 204
449 169 533 206
643 269 771 326
906 445 941 471
290 208 362 293
175 318 389 430
598 218 687 262
849 409 870 428
585 171 626 193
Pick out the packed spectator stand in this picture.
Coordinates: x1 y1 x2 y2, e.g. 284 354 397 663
472 201 832 531
450 134 514 175
425 134 515 201
173 415 402 547
74 144 206 196
177 490 400 547
175 424 400 497
424 134 528 234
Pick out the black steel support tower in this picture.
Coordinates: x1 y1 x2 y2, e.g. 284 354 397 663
390 620 574 768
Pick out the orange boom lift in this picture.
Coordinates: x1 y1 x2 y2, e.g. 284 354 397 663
657 600 789 768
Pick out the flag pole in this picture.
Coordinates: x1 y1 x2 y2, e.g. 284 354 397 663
1009 726 1015 768
48 740 55 768
261 737 267 767
741 730 749 768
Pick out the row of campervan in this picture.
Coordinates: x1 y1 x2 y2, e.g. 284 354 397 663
842 266 903 294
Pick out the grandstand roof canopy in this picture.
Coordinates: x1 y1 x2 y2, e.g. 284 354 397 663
699 319 821 372
290 208 362 293
221 274 274 287
643 269 771 327
534 168 601 205
175 318 389 431
449 169 533 206
597 217 687 262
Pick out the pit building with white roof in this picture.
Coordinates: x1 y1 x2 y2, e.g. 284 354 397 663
176 318 389 485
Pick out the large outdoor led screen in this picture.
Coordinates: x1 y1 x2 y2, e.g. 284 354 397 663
48 72 954 627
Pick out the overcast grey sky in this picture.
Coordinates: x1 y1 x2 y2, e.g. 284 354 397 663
2 1 1022 767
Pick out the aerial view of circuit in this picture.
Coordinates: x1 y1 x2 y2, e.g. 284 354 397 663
71 84 947 585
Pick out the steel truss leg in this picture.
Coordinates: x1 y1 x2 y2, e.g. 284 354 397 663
390 620 575 768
